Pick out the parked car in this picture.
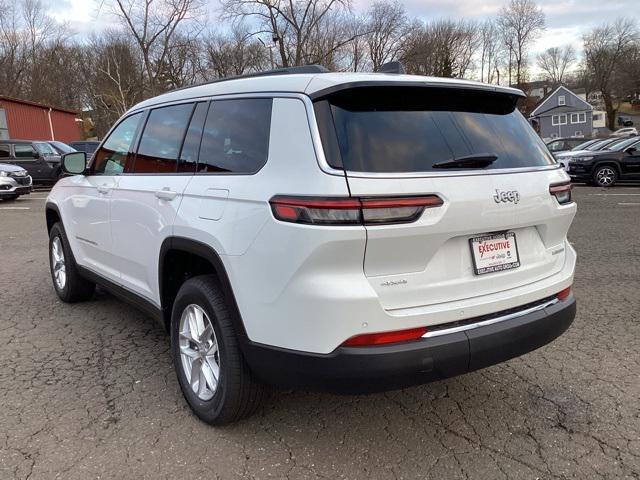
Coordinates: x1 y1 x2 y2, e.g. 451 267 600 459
555 136 630 167
567 135 640 186
48 141 77 155
69 141 100 156
46 66 577 425
546 137 590 155
617 115 634 127
0 163 32 200
611 127 638 137
0 140 62 183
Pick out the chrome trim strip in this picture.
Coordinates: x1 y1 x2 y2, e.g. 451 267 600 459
421 298 559 339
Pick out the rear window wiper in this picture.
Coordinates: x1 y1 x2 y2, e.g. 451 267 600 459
432 154 498 169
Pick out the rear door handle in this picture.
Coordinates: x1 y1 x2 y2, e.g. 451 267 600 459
155 188 178 201
97 184 111 194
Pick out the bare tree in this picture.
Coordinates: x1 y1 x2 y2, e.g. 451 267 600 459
401 19 478 78
497 0 544 87
108 0 204 95
478 19 502 84
537 46 576 85
342 15 367 71
222 0 352 68
0 0 29 97
80 33 145 136
583 19 639 129
203 25 269 78
365 1 408 71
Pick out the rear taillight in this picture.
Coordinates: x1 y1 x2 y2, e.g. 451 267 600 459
550 182 572 204
342 327 428 347
269 195 443 226
556 286 572 301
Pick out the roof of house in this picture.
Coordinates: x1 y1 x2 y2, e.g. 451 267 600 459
530 86 592 117
0 95 78 115
129 70 525 114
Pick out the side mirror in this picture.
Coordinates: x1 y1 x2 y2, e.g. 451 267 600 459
62 151 87 175
625 147 637 155
33 151 40 159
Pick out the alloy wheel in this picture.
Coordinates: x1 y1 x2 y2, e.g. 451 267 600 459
51 236 66 290
178 304 221 401
596 167 615 186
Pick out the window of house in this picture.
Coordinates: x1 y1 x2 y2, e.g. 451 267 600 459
558 95 566 106
198 98 273 174
570 113 578 124
552 115 567 126
578 112 586 123
134 103 194 174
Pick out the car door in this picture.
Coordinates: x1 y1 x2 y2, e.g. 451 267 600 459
60 112 144 284
12 144 45 180
110 102 198 303
621 141 640 177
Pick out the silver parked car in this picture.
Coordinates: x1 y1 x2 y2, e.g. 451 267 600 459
0 163 32 200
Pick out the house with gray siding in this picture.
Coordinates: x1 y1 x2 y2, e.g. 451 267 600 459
529 86 593 141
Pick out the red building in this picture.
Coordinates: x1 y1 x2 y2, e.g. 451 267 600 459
0 96 81 143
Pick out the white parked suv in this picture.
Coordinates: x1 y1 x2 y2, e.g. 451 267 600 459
46 66 577 425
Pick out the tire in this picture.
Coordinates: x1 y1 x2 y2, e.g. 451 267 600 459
593 165 618 187
171 275 265 425
49 222 96 302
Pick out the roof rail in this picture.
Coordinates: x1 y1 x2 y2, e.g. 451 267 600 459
376 61 405 74
172 65 329 93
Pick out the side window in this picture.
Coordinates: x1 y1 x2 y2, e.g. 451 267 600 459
178 102 209 173
92 112 143 175
34 142 56 155
14 145 36 158
0 145 10 158
198 98 272 174
133 103 194 174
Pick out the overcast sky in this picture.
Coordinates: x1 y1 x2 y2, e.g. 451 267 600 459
48 0 636 59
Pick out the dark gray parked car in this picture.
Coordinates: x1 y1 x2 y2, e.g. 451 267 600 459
69 141 100 156
0 140 62 183
0 162 32 200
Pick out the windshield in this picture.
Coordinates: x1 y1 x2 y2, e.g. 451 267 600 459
34 142 57 155
50 141 76 154
315 87 554 173
586 139 617 151
571 139 597 151
609 136 639 151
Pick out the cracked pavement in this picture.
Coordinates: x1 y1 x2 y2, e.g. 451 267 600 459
1 185 639 479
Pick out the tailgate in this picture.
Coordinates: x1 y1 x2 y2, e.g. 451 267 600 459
348 169 574 310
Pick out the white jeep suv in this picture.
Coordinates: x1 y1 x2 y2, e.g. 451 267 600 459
46 66 577 425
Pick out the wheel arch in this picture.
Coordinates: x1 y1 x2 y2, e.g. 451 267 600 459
45 202 62 233
592 160 622 176
158 237 248 340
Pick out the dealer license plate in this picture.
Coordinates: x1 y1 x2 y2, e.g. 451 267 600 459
469 232 520 275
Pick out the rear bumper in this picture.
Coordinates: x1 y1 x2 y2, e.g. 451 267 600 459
242 295 576 392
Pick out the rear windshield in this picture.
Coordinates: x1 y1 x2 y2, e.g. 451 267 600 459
314 86 555 173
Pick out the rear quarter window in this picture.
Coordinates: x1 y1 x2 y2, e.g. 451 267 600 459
197 98 272 174
315 86 555 173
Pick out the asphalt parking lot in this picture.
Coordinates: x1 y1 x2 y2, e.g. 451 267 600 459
1 185 639 479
